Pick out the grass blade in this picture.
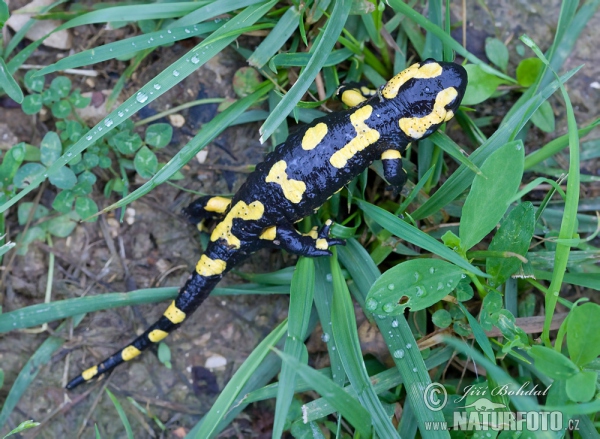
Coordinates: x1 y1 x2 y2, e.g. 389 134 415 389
0 316 84 428
330 251 400 438
106 389 134 439
259 0 352 142
272 258 315 438
248 5 300 68
275 350 372 438
192 320 288 438
0 58 23 103
357 200 486 276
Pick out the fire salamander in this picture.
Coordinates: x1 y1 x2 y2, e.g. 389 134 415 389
66 59 467 389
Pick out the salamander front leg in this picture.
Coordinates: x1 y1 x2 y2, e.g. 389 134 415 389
381 149 407 194
259 220 345 257
336 82 377 107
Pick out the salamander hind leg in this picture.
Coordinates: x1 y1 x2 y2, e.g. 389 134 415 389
259 220 345 257
336 82 377 107
182 196 232 231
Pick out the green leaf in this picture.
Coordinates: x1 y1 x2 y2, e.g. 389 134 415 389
24 70 44 92
485 38 509 72
41 88 59 105
21 94 43 115
49 76 72 98
2 420 40 438
486 202 535 286
52 190 75 213
49 166 77 189
17 202 49 225
565 371 597 403
0 0 8 27
459 141 524 250
516 58 544 87
134 146 158 178
69 89 91 108
157 342 172 369
432 309 452 328
0 58 24 104
45 212 79 237
40 131 62 166
366 259 463 315
144 123 173 148
13 163 46 188
51 99 71 118
567 303 600 367
232 67 262 98
461 64 503 106
113 131 143 155
530 100 556 133
0 143 26 187
75 197 98 221
16 226 45 255
529 345 579 380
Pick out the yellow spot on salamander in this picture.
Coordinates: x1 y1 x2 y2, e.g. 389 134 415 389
330 105 380 168
381 149 402 160
210 200 265 248
196 254 227 276
399 88 458 140
316 239 329 250
205 196 231 213
260 226 277 240
341 89 367 107
164 301 186 324
382 62 443 99
302 123 328 150
266 161 307 204
82 366 98 381
148 329 169 343
444 110 454 122
122 345 142 361
303 227 318 240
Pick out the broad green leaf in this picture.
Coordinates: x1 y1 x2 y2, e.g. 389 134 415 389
366 259 463 315
461 64 504 106
16 226 45 255
49 166 77 189
17 202 49 225
21 94 42 114
485 37 509 72
45 212 79 237
69 89 91 108
75 197 98 221
40 131 62 166
567 303 600 367
529 345 579 380
49 76 71 98
144 123 173 148
0 143 26 187
460 141 524 250
157 342 172 369
24 70 44 92
232 67 262 98
565 371 597 403
432 309 452 328
486 202 535 286
52 190 75 213
113 131 143 155
13 163 46 188
134 146 158 178
51 99 71 118
516 58 544 87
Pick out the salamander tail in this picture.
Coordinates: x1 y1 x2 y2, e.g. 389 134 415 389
66 271 221 390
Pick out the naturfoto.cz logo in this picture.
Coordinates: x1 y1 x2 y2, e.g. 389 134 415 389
422 382 579 432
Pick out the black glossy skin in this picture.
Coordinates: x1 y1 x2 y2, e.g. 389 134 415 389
66 59 467 389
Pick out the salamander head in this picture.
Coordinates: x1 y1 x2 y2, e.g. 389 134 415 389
381 58 468 141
